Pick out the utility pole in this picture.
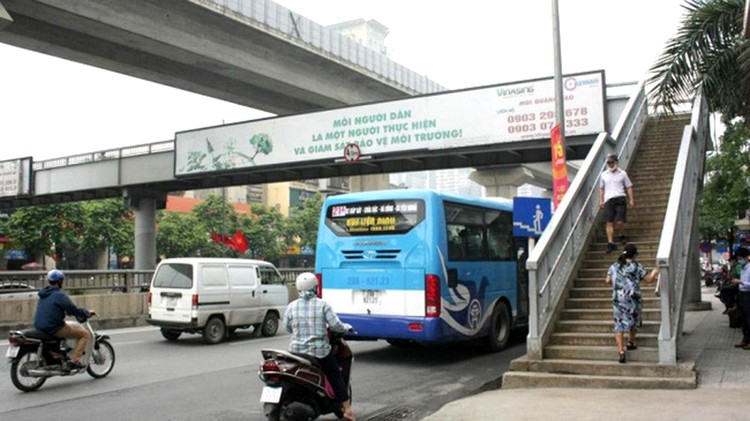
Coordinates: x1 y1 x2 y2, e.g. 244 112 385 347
552 0 565 145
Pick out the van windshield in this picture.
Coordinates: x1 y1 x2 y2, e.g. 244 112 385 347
153 264 193 288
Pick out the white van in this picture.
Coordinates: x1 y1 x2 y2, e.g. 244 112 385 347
147 258 289 344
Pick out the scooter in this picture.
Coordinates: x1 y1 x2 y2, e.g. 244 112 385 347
6 316 116 392
258 331 353 421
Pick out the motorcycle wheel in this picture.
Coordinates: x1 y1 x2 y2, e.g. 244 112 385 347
10 351 47 392
87 339 116 378
263 403 281 421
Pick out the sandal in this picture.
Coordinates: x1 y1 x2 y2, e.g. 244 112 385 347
626 342 637 350
618 351 626 364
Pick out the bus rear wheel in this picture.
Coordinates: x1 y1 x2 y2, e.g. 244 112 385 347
488 301 511 352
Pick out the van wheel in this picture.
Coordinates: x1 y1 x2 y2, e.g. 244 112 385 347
488 301 511 352
161 328 181 341
203 317 226 344
260 313 279 337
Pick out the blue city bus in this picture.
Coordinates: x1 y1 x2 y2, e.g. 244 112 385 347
314 189 528 351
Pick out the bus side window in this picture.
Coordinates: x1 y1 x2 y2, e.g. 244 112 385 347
486 210 512 260
447 224 464 260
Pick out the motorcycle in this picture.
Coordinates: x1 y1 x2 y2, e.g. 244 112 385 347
6 316 116 392
258 331 353 421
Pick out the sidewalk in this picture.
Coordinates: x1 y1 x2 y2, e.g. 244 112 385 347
423 292 750 420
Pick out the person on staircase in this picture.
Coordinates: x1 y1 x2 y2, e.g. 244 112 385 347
732 248 750 350
598 153 635 253
605 244 659 363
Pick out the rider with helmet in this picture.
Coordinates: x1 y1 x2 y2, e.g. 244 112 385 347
34 269 95 370
284 272 355 421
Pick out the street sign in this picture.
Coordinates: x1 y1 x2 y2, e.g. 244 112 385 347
343 143 361 163
513 197 552 238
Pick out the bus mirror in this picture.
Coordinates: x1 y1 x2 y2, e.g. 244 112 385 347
447 269 458 288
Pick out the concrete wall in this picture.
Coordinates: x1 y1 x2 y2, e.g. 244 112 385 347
0 293 149 338
1 285 299 339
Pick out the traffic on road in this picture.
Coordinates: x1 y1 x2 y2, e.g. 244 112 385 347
1 325 525 420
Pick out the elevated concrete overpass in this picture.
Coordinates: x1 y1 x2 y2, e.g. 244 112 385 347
0 0 443 115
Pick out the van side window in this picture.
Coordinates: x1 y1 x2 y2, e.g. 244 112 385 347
152 263 192 288
202 265 228 288
227 266 256 287
259 267 284 285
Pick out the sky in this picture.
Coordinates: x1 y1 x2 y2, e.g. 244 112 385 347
0 0 688 161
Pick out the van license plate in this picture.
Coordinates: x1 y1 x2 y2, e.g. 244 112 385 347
166 297 177 308
362 290 382 305
260 386 282 403
5 346 19 358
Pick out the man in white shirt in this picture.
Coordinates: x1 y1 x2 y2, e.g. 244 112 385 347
598 154 634 253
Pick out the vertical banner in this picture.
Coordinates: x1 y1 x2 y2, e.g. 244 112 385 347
550 124 569 209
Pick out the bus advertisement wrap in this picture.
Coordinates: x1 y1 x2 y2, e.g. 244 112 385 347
174 71 605 176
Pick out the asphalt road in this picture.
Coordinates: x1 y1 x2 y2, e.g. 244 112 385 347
0 326 526 420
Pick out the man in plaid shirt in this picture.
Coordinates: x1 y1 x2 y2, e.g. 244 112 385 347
284 272 355 421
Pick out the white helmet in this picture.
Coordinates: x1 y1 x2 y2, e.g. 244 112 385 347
296 272 318 292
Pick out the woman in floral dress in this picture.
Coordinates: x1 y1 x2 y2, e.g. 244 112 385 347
605 244 659 363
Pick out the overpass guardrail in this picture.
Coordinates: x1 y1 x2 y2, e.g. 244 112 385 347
0 268 310 294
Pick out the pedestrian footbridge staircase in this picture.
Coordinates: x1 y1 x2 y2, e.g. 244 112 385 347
503 84 710 389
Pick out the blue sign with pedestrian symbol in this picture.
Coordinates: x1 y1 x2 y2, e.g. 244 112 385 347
513 197 552 238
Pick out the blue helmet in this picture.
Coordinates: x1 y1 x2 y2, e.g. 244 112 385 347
47 269 65 283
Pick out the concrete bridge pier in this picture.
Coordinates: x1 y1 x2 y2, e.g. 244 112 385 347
124 189 166 270
470 165 555 199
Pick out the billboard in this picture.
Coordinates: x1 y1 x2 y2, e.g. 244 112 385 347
0 157 32 197
175 70 606 177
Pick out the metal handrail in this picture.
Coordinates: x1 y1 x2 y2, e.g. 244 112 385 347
655 94 709 364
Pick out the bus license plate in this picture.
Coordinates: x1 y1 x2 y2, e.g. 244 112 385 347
362 290 382 305
260 386 282 403
5 346 19 359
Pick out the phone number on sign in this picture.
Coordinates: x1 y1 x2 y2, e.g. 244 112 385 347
506 107 589 123
506 108 590 134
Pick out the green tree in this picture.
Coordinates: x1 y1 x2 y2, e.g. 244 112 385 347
243 204 284 261
193 194 241 236
648 0 750 119
156 211 208 258
698 120 750 239
285 193 323 250
6 202 86 262
79 199 134 257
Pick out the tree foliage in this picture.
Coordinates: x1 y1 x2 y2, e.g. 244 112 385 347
285 193 323 250
79 199 134 256
6 202 87 261
243 204 285 261
698 119 750 239
156 211 207 259
648 0 750 120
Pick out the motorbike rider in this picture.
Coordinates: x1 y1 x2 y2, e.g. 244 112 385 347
33 269 95 370
284 272 355 421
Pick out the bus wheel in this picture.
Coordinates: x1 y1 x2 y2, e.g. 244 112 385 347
488 301 511 352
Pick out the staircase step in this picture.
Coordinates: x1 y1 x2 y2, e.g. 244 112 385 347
565 297 660 309
543 345 659 362
559 308 661 321
555 320 660 334
509 356 695 379
501 370 696 389
567 287 659 300
549 332 658 347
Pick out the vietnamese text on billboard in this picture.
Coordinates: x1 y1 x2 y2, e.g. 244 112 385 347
0 158 32 197
174 70 606 176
